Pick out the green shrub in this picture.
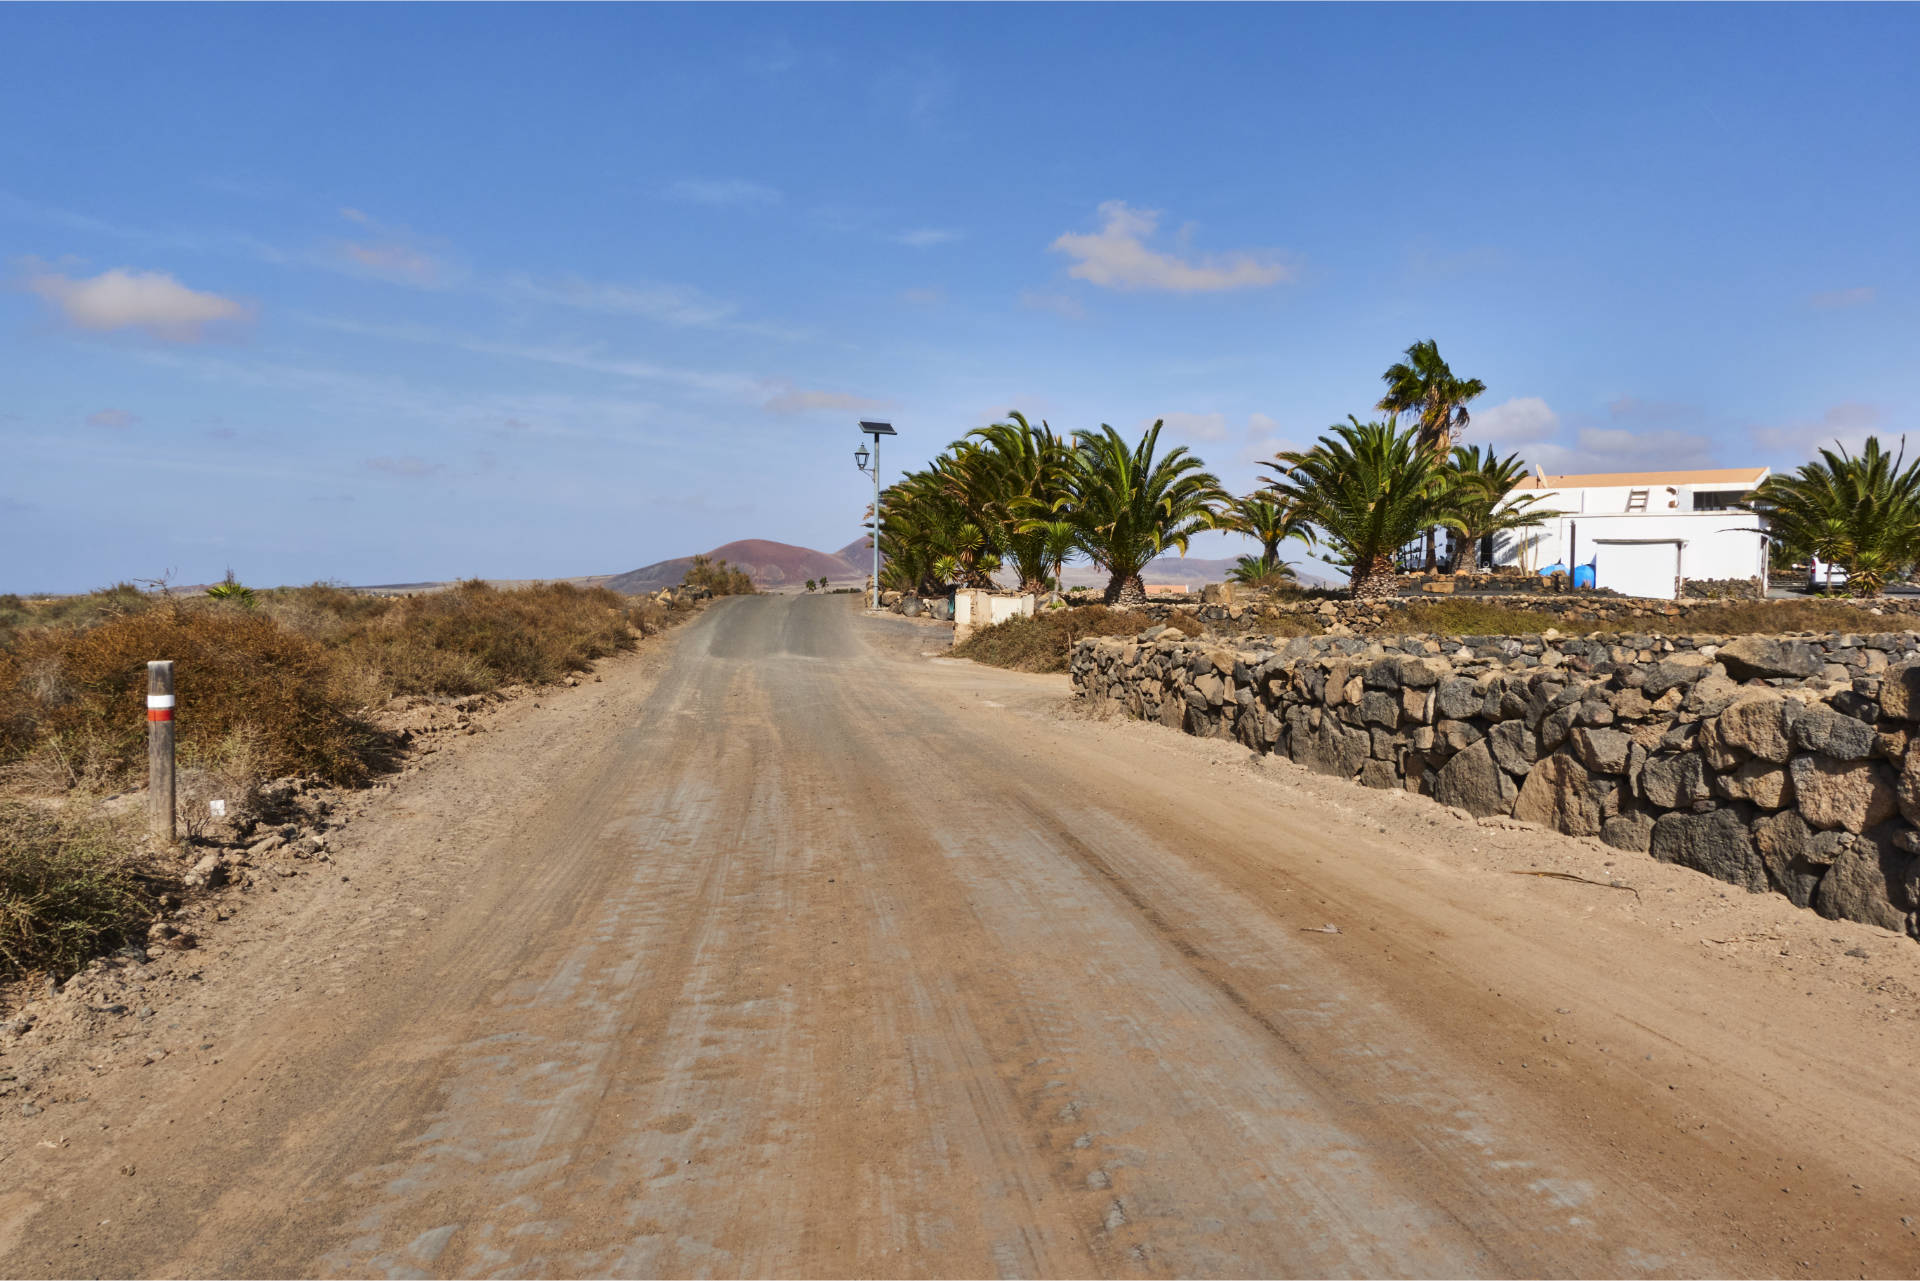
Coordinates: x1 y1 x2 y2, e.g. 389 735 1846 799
0 803 155 981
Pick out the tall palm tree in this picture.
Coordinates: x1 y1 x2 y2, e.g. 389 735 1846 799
1445 445 1560 573
958 411 1076 595
1263 416 1465 601
1064 421 1227 606
1742 436 1920 595
1377 339 1486 570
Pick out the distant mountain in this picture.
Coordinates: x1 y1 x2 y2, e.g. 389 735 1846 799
606 539 865 594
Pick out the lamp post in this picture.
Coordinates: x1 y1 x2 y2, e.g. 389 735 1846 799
855 420 895 611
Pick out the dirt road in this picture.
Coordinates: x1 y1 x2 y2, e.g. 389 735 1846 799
3 594 1917 1277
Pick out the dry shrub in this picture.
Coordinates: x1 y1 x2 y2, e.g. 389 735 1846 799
0 803 155 981
1377 596 1878 639
3 601 388 788
952 605 1156 673
1679 600 1870 634
1376 600 1571 636
329 580 637 698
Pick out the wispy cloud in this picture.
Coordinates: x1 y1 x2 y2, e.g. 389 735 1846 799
365 455 444 478
1751 402 1883 458
665 178 783 207
761 385 891 415
901 287 943 306
87 408 139 428
1810 286 1875 310
334 207 448 286
1153 411 1231 443
1473 396 1561 447
19 263 251 341
893 228 961 248
1051 201 1294 293
1019 289 1084 319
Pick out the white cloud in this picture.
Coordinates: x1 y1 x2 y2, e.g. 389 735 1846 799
666 178 783 207
901 287 943 305
1050 201 1294 293
761 385 891 415
894 228 961 248
1019 290 1084 319
1238 412 1295 465
341 241 441 286
365 455 443 478
1155 411 1231 443
87 408 138 428
23 265 248 341
1751 402 1884 459
1811 286 1874 310
1473 396 1560 447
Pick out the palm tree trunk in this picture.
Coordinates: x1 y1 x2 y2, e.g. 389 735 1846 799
1105 572 1148 607
1348 554 1398 601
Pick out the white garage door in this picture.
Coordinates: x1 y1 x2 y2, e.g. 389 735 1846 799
1593 540 1682 600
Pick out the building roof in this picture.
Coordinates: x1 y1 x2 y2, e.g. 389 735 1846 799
1513 466 1768 492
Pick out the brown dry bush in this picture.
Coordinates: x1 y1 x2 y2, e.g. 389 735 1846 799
0 803 157 981
952 605 1157 673
3 601 388 789
326 580 638 698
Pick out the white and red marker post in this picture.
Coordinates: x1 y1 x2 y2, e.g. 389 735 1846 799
147 660 175 842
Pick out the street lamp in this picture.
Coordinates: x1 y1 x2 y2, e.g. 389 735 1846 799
854 420 895 611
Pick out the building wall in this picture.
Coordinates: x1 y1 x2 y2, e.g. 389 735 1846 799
1499 511 1768 598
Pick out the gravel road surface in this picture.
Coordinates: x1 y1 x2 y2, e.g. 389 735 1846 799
1 593 1915 1277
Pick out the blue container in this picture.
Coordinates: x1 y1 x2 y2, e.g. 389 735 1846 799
1571 562 1596 590
1539 562 1567 578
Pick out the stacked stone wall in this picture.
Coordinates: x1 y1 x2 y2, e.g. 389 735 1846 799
1072 626 1920 939
1116 591 1920 634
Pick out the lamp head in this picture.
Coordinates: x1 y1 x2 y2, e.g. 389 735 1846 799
854 442 870 470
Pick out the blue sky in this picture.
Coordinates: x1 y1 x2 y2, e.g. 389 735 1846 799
3 4 1915 591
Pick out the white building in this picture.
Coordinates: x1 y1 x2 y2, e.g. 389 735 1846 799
1494 466 1771 600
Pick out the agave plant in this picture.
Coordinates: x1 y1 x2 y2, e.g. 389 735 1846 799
1063 421 1227 606
1263 416 1464 600
1743 436 1920 595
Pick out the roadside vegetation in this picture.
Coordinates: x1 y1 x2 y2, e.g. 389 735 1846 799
884 336 1920 612
681 554 756 596
951 606 1201 673
0 578 698 986
1 580 673 793
0 803 154 981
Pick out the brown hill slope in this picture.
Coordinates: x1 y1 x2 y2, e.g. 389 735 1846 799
606 540 864 594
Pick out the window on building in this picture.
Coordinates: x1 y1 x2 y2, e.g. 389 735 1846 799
1692 490 1747 511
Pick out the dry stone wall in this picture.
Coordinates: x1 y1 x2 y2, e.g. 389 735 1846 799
1072 626 1920 940
1128 592 1920 635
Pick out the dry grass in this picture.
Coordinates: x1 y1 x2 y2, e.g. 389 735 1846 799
0 803 156 982
0 579 695 990
1374 597 1879 638
0 580 673 793
953 606 1161 673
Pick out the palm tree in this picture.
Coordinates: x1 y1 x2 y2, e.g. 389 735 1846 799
878 467 1001 593
1025 516 1080 602
1377 339 1486 570
1445 445 1560 573
1064 421 1227 606
1742 436 1920 595
1227 553 1298 590
1227 493 1314 566
1263 416 1465 601
958 412 1076 595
